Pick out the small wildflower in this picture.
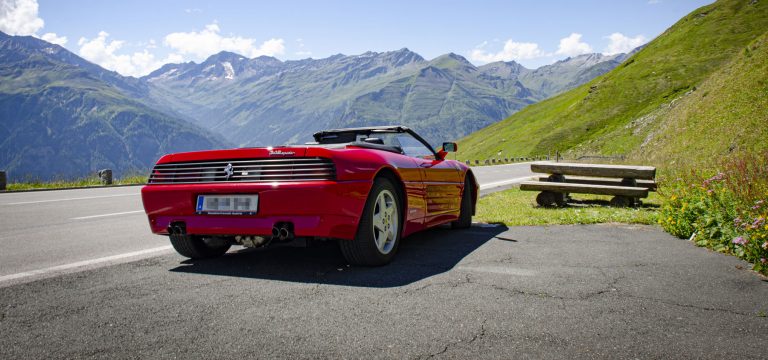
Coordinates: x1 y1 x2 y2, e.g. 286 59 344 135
707 189 714 195
670 195 677 201
763 242 768 250
732 236 747 246
762 258 768 265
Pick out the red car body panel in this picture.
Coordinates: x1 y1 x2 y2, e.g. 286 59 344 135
141 134 477 242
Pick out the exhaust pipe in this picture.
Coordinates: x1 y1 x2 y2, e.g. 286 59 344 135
169 222 186 236
279 227 290 240
272 223 294 241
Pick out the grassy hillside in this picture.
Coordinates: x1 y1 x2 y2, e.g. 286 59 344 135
458 0 768 164
636 31 768 167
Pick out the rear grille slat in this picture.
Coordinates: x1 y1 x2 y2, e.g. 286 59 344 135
148 157 336 184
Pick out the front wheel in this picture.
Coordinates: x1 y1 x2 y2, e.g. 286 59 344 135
340 177 402 266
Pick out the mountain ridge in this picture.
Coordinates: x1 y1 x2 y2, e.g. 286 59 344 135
143 48 626 146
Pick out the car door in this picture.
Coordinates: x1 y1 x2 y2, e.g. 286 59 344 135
394 134 463 226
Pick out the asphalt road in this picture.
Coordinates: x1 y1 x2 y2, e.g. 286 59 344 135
2 162 767 359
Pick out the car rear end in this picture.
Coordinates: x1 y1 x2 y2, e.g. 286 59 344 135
141 147 372 246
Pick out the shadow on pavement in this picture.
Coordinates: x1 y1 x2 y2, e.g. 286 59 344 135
169 224 509 288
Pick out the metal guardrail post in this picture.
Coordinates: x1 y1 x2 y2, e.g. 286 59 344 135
0 170 6 190
98 169 113 185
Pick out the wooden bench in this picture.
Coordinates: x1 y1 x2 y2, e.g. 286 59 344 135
536 176 657 191
521 162 657 207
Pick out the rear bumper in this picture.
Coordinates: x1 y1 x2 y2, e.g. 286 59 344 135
141 180 372 240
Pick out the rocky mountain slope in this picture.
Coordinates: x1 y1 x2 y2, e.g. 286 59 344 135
0 32 226 181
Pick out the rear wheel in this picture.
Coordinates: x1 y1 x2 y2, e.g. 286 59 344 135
340 177 401 266
451 177 473 229
170 234 231 259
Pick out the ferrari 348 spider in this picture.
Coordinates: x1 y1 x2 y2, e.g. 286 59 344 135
141 125 478 266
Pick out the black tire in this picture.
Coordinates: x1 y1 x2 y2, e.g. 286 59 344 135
451 177 473 229
340 177 402 266
170 234 231 259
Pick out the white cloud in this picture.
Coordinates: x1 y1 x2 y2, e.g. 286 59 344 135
41 32 67 45
0 0 43 35
604 33 647 55
555 33 593 57
77 31 180 77
164 23 285 60
0 0 70 47
184 8 202 14
470 39 545 64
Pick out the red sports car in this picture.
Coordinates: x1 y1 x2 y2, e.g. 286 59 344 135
141 125 478 266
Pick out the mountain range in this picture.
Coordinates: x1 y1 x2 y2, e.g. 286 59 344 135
143 49 626 147
0 31 626 181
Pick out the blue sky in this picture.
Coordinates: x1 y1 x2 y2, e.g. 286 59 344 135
1 0 712 76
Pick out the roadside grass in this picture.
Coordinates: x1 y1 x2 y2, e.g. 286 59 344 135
476 187 660 226
5 174 147 191
658 151 768 275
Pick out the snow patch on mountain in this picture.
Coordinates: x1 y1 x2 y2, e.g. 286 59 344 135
222 61 235 80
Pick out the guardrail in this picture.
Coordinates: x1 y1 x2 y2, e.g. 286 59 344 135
1 168 114 191
461 151 627 167
462 155 552 166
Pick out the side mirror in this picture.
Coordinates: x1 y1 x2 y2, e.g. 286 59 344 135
442 142 458 152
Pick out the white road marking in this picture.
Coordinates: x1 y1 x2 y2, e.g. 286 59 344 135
0 246 173 284
71 210 145 220
4 193 139 205
479 176 534 190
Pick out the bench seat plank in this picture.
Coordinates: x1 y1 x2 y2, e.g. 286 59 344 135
537 176 657 191
520 181 649 198
531 162 656 180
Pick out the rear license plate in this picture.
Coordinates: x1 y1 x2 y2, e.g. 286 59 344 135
196 195 259 215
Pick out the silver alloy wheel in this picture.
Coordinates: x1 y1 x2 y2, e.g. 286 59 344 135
371 189 398 255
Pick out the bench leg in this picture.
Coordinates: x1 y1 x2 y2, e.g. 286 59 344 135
610 196 638 208
536 191 567 207
546 174 570 204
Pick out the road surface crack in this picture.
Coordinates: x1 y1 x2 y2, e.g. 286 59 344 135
402 274 473 295
417 319 488 359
